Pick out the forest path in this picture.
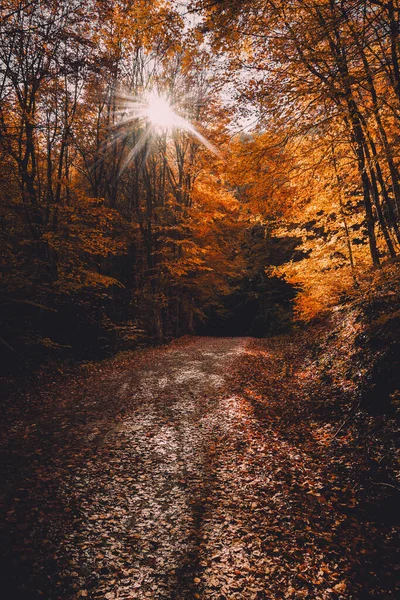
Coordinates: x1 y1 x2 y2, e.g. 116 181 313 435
1 336 398 599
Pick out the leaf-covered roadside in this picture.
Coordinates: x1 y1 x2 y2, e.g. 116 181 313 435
0 331 399 599
227 330 399 598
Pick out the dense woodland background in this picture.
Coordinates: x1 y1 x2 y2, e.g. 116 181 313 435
1 0 400 396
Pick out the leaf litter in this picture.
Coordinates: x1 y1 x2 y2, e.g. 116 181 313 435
0 333 398 598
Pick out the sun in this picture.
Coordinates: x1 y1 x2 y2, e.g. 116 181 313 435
113 88 220 173
144 92 178 131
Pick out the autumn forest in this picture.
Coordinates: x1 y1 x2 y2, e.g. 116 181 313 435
1 1 400 599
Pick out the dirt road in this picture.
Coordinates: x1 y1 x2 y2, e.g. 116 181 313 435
1 336 398 599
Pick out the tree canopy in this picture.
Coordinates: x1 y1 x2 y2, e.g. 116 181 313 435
1 0 399 368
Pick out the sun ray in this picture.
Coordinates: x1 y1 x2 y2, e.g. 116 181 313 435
116 88 220 162
119 128 153 174
88 87 221 178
